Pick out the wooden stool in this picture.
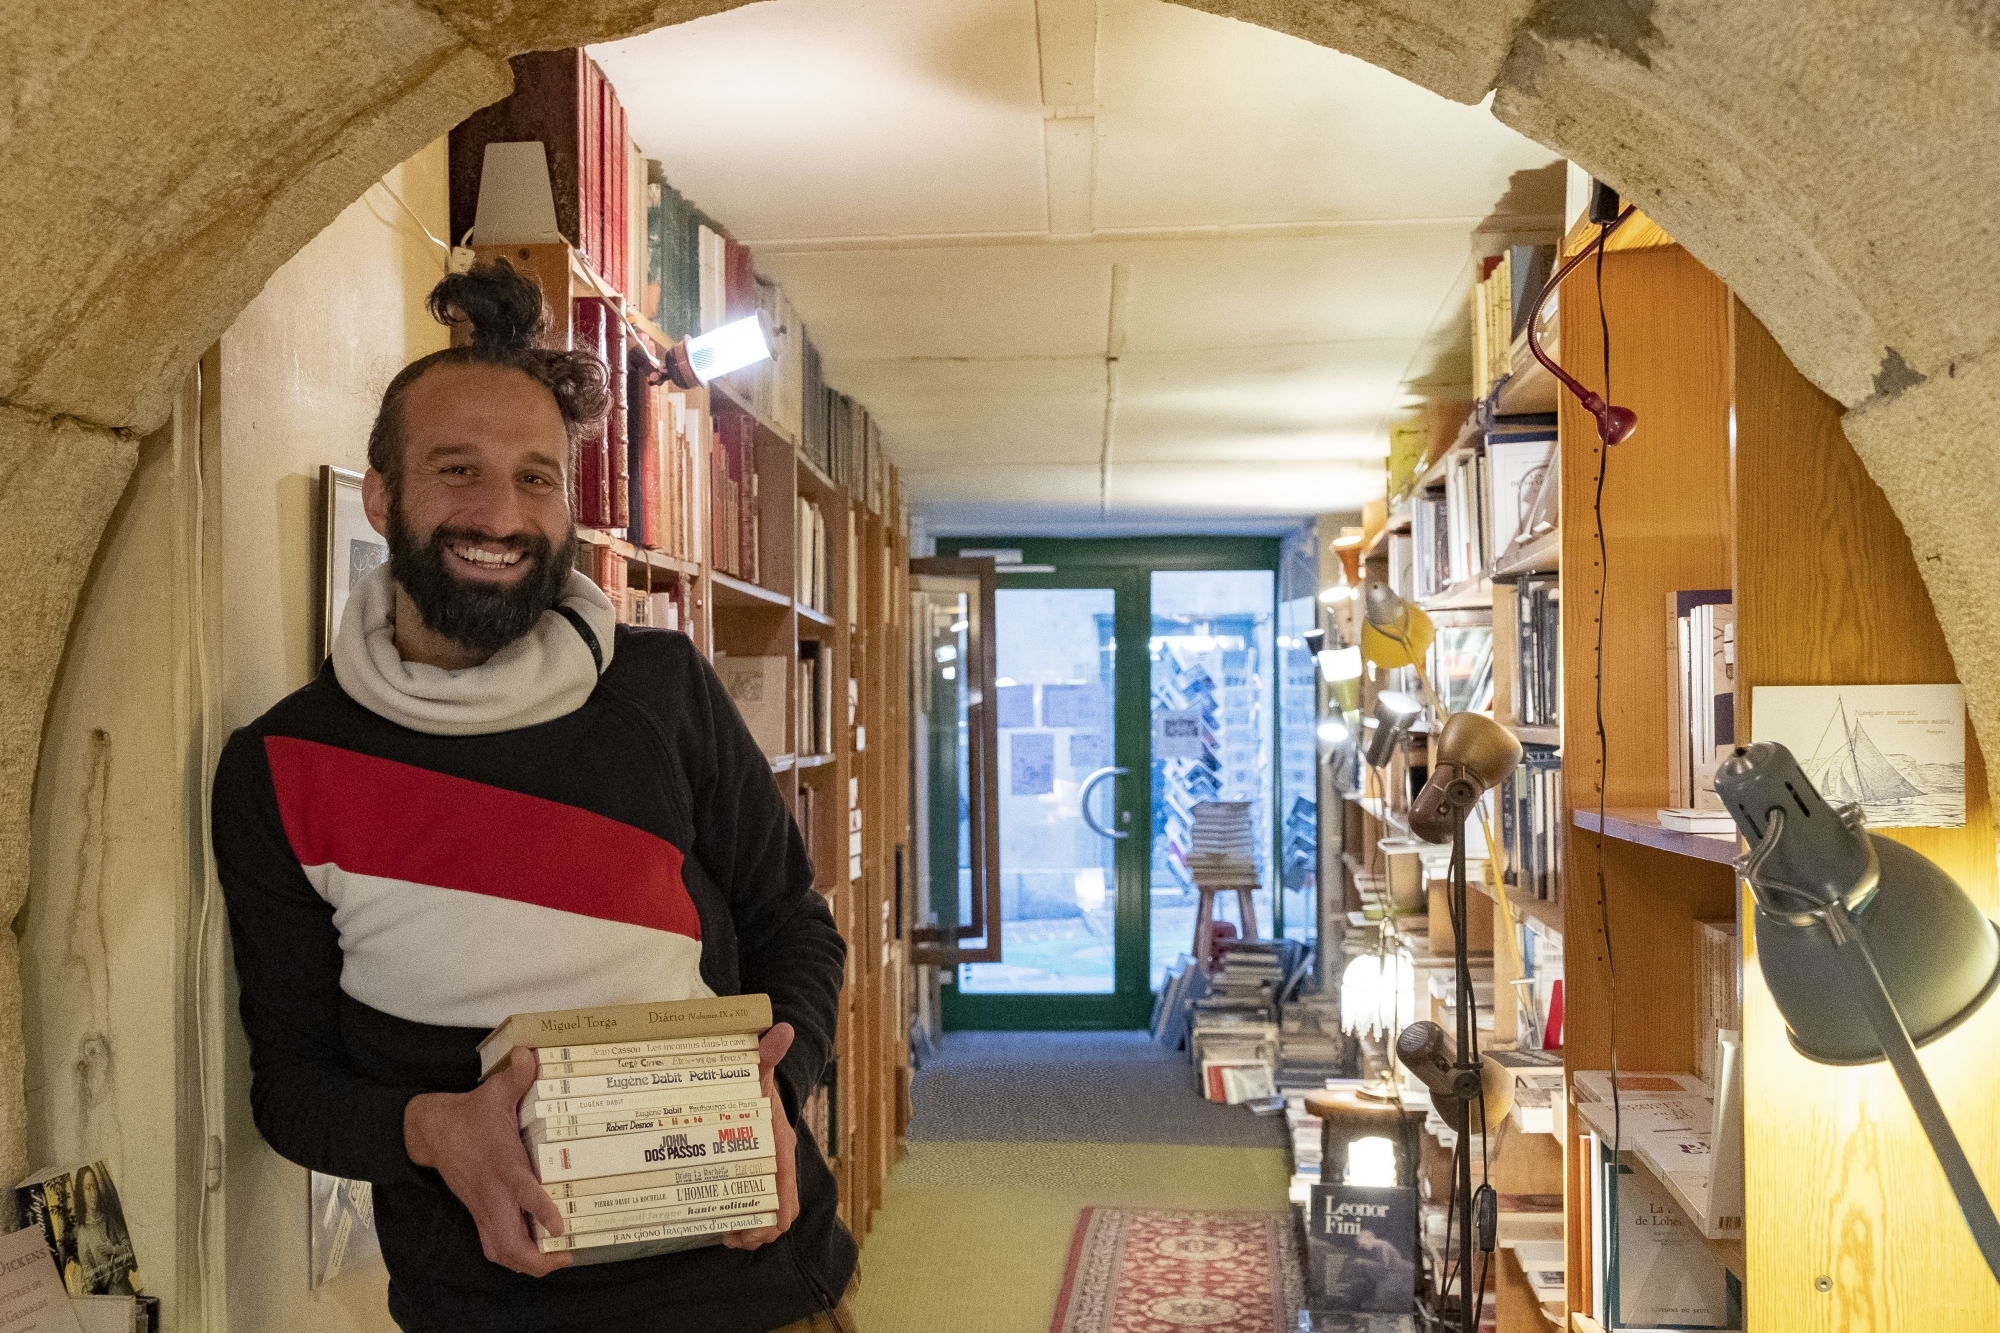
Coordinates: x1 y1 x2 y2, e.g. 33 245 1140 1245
1304 1087 1420 1188
1192 880 1259 970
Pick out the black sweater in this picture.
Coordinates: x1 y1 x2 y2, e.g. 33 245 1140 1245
211 627 854 1333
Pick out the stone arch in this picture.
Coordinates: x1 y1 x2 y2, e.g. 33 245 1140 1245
4 0 1999 1183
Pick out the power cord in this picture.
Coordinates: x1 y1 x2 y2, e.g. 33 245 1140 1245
1589 210 1626 1321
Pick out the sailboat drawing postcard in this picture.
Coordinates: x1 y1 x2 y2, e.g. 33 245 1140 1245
1751 684 1966 828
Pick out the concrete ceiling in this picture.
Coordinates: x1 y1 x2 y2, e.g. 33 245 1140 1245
595 0 1561 537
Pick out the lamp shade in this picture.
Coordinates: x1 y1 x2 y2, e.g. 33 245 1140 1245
1409 712 1523 845
1362 691 1423 770
1716 741 2000 1063
1361 584 1435 671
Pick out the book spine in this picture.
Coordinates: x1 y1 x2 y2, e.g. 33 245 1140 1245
539 1155 773 1200
533 1062 761 1101
524 1091 765 1131
538 1188 779 1241
526 1105 770 1145
542 1192 778 1241
552 1170 778 1218
537 1049 760 1080
537 1033 759 1065
478 993 773 1074
538 1211 777 1253
533 1117 777 1183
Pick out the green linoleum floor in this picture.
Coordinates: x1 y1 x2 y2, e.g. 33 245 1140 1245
853 1140 1293 1333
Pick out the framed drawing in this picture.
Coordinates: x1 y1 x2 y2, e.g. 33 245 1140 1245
318 465 387 661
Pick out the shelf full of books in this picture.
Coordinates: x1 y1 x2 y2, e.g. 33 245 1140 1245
449 50 916 1243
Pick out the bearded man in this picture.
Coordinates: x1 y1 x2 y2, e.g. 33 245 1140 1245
211 261 855 1333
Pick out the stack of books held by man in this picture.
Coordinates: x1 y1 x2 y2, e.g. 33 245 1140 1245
477 994 782 1264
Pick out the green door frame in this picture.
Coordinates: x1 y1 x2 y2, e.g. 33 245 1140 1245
935 535 1281 1031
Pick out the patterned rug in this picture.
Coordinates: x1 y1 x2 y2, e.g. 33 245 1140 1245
1051 1207 1301 1333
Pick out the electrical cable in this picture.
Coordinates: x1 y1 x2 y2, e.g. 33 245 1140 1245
368 179 450 258
1590 213 1626 1320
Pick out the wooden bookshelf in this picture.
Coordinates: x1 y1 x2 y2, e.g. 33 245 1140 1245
1345 211 2000 1329
464 228 914 1243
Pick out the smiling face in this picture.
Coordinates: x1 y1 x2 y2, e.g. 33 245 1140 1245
362 362 578 660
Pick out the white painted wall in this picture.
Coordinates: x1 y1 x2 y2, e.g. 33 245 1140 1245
21 137 450 1333
214 138 451 1333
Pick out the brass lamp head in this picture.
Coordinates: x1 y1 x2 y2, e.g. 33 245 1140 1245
1409 712 1524 844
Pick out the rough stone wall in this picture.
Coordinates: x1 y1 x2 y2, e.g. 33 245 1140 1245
4 0 2000 1210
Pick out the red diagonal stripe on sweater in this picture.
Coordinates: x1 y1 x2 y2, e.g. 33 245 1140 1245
264 736 700 939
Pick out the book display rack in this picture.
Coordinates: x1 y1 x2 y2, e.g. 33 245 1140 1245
1335 209 2000 1331
449 53 914 1243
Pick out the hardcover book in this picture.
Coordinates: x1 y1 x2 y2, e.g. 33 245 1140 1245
15 1162 142 1298
1305 1184 1417 1313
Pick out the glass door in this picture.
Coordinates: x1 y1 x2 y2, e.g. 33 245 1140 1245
940 565 1153 1029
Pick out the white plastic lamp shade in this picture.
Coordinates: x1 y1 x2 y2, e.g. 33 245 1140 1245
1317 719 1351 748
684 316 772 383
1319 584 1358 605
1316 646 1362 684
1341 952 1414 1039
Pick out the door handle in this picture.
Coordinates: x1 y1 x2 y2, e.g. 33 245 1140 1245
1079 766 1130 840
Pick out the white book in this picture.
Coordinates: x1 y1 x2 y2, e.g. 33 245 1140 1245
551 1170 778 1218
1573 1070 1708 1103
538 1210 778 1254
534 1034 758 1065
523 1090 765 1131
536 1188 778 1240
533 1062 760 1101
540 1156 774 1201
526 1103 770 1145
1607 1155 1731 1326
1656 807 1738 833
532 1115 777 1183
534 1050 761 1080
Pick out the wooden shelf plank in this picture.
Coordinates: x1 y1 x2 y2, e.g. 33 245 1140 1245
1503 722 1561 747
1492 529 1559 582
797 604 835 629
711 569 790 611
1494 335 1559 416
795 753 835 770
1420 575 1494 613
1571 806 1738 864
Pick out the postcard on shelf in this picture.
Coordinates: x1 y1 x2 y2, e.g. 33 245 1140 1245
1751 683 1965 828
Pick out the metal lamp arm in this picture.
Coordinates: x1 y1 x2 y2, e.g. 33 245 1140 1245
1821 899 2000 1282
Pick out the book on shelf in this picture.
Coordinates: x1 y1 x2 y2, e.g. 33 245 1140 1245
1596 1144 1737 1328
478 995 777 1262
1667 590 1736 811
1693 920 1740 1088
713 655 789 761
795 497 829 613
16 1161 144 1301
1656 807 1736 833
796 642 833 757
1484 421 1556 559
1498 743 1561 901
1471 244 1557 400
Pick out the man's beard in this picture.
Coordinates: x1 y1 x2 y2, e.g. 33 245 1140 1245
386 499 576 659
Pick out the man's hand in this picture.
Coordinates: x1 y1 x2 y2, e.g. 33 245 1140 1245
722 1022 801 1251
405 1047 572 1277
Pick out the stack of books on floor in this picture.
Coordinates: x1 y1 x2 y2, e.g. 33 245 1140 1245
1275 996 1346 1092
1186 800 1259 886
1188 1002 1278 1104
478 995 782 1263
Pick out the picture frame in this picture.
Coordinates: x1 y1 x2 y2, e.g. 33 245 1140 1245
317 465 387 661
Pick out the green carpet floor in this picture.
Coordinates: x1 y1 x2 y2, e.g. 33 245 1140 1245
853 1135 1292 1331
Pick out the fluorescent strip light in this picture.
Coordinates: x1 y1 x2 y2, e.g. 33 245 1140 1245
684 316 772 383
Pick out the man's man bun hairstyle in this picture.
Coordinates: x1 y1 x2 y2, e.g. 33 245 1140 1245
367 259 612 492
